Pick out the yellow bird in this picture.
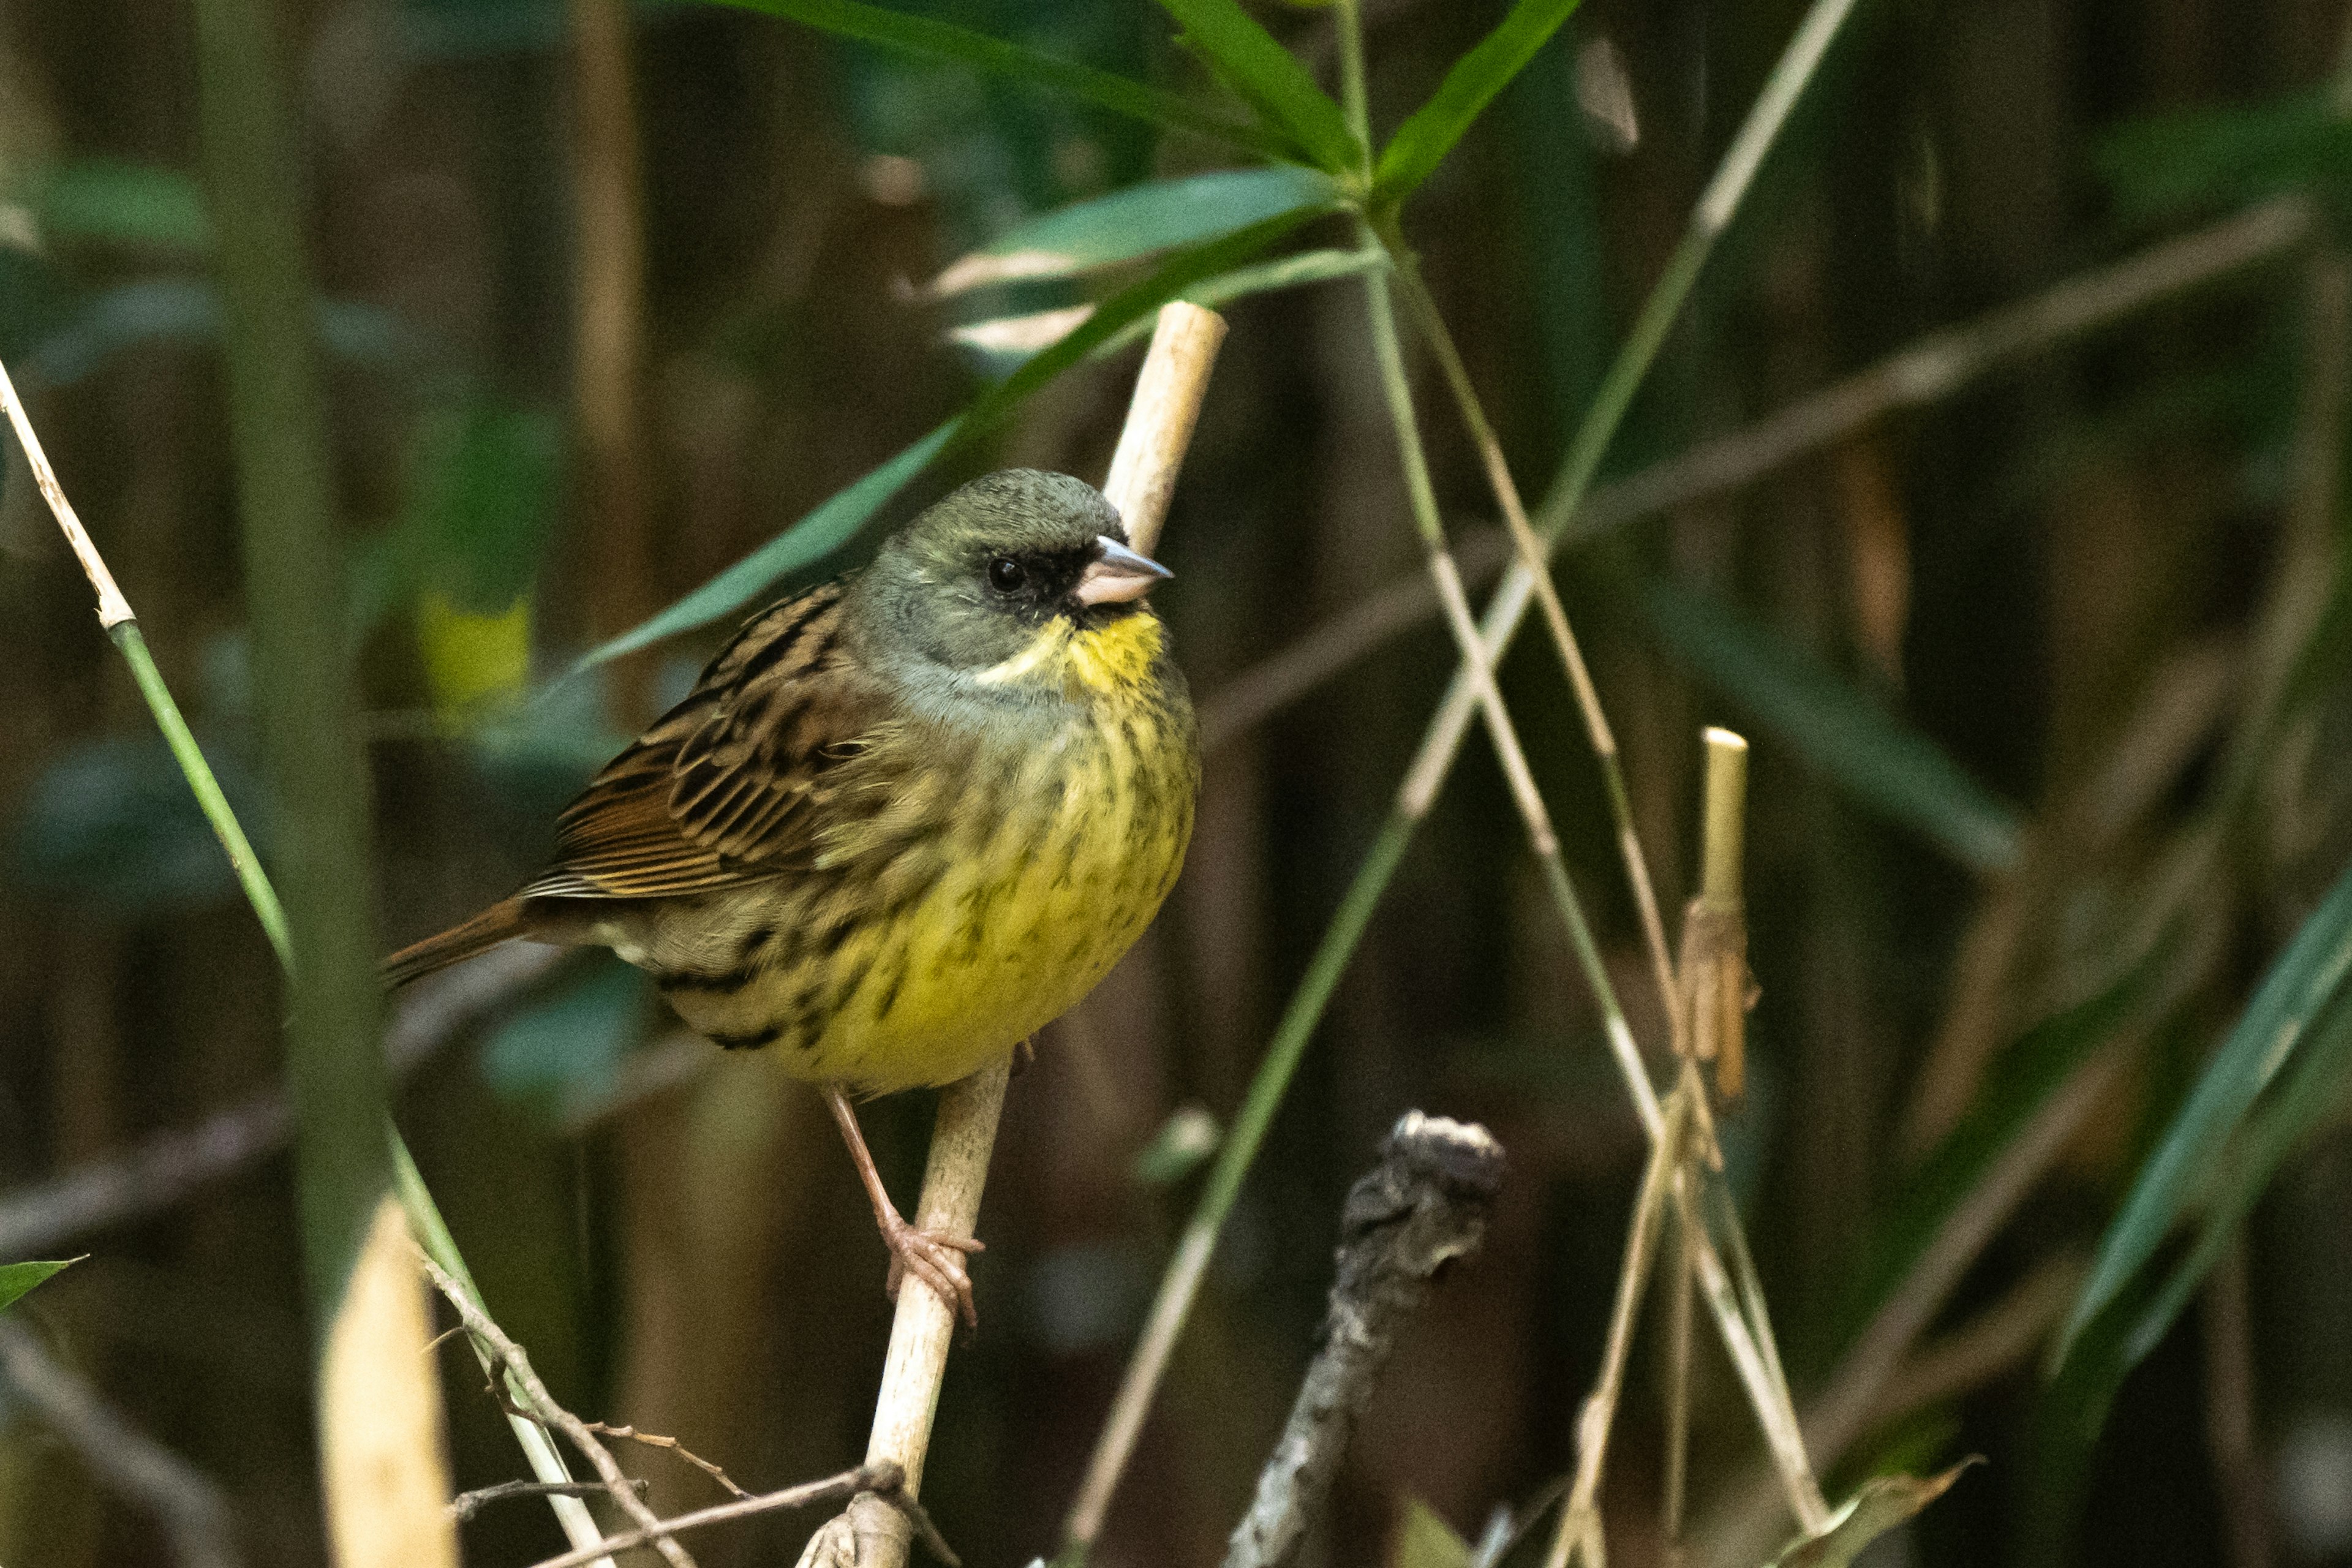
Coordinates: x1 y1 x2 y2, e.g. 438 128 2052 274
385 470 1199 1322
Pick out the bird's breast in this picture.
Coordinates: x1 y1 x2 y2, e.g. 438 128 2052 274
639 664 1196 1094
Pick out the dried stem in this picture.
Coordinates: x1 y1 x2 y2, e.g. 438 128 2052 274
420 1251 698 1568
818 303 1225 1568
1193 198 2309 761
451 1479 644 1524
1387 252 1679 1039
1060 0 1864 1544
1224 1114 1504 1568
524 1463 957 1568
1548 1090 1692 1568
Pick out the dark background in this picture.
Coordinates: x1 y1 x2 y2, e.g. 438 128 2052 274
2 1 2350 1566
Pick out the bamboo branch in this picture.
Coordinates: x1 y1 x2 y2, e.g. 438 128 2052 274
1060 0 1864 1543
1224 1114 1504 1568
1190 198 2310 754
420 1253 698 1568
799 301 1227 1568
523 1463 956 1568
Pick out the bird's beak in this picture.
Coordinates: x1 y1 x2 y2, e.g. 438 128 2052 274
1074 535 1173 606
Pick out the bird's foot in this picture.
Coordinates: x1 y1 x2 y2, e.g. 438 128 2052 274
880 1213 985 1327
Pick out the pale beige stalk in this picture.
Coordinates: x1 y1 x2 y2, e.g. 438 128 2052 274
797 301 1228 1568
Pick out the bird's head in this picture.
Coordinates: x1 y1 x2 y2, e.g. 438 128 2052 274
858 469 1174 676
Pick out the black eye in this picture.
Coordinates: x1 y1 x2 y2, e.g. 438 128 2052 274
987 556 1027 593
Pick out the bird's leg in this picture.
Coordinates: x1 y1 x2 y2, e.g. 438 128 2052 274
1011 1034 1037 1077
822 1085 984 1326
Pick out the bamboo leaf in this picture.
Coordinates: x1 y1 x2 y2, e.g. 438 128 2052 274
580 421 956 668
0 1257 81 1314
1373 0 1588 200
1771 1461 1978 1568
1390 1498 1473 1568
709 0 1291 161
1153 0 1361 173
1637 578 2024 873
929 167 1338 296
2060 856 2352 1368
1838 959 2155 1347
581 207 1317 666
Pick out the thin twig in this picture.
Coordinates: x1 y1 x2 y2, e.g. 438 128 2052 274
1388 252 1680 1044
1060 0 1866 1539
451 1479 646 1524
0 944 560 1259
0 1317 242 1568
522 1461 959 1568
1224 1114 1504 1568
809 303 1227 1568
583 1422 752 1499
420 1252 699 1568
1548 1086 1693 1568
1189 198 2310 755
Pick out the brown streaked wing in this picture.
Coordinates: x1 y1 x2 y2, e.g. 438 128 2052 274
519 581 888 900
666 584 889 864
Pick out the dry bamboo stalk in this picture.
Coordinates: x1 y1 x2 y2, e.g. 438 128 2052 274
796 301 1227 1568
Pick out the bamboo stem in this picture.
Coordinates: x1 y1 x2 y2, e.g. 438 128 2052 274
1059 0 1864 1547
812 303 1227 1568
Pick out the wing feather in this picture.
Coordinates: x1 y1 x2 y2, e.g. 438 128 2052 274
519 581 890 902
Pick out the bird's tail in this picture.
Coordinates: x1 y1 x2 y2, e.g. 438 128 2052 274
382 898 529 988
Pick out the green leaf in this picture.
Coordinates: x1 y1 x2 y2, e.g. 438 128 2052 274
0 1257 81 1314
478 956 650 1118
579 205 1320 667
1391 1498 1473 1568
2060 854 2352 1367
709 0 1291 162
1837 957 2156 1348
35 160 213 253
1131 1105 1222 1186
929 167 1338 296
1153 0 1360 173
1636 578 2024 873
2097 87 2352 224
581 422 955 668
1373 0 1588 200
1771 1461 1978 1568
964 245 1381 367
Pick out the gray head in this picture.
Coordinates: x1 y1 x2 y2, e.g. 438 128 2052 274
853 469 1173 671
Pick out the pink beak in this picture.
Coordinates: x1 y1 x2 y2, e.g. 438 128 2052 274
1072 535 1172 606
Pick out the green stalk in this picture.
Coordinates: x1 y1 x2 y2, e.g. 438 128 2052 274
1059 0 1863 1548
108 622 293 970
192 0 390 1326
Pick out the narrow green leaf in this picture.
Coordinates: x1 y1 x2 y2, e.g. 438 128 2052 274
0 1257 81 1314
1131 1105 1222 1186
581 421 956 668
2097 87 2352 224
1373 0 1588 200
1153 0 1361 173
36 160 213 253
2060 854 2352 1363
709 0 1290 162
1637 578 2023 873
1838 958 2155 1347
1391 1499 1473 1568
930 167 1338 296
1771 1461 1979 1568
971 245 1381 367
581 206 1320 667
